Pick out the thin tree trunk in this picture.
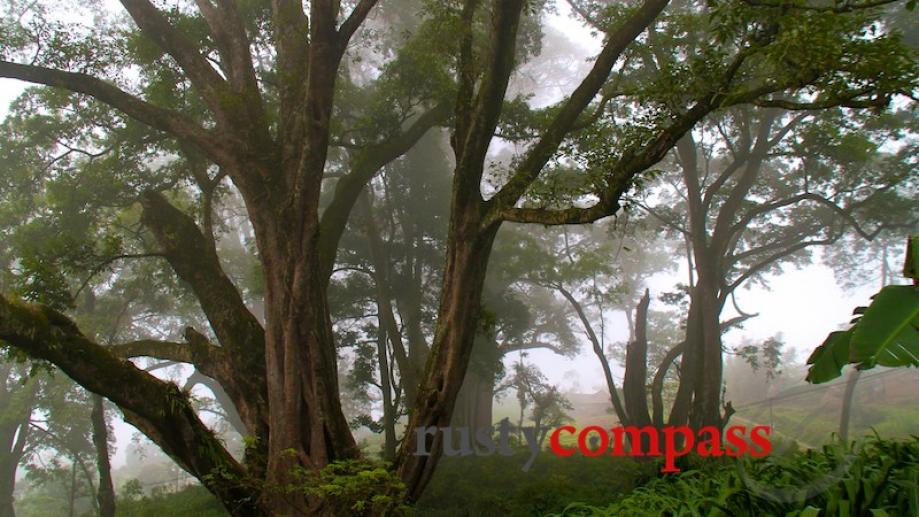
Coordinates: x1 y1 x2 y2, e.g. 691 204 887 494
67 461 77 517
0 374 37 517
651 342 685 427
623 290 652 428
362 194 420 405
377 327 397 461
91 394 115 517
556 286 629 425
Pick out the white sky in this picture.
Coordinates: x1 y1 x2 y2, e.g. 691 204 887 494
0 1 905 471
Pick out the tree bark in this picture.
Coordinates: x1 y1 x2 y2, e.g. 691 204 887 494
259 221 359 513
623 290 652 428
377 327 398 461
396 219 500 501
91 395 116 517
0 371 35 517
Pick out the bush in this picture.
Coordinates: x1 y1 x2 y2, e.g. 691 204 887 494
416 447 655 516
115 485 226 517
550 436 919 516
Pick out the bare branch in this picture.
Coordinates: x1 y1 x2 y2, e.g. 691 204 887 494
339 0 379 44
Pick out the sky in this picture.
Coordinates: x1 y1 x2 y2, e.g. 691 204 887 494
0 1 906 470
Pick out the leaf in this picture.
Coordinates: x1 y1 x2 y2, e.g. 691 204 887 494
806 331 852 383
849 285 919 368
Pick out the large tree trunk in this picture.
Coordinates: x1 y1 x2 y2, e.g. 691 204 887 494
91 395 116 517
689 270 726 429
396 217 499 501
260 221 359 513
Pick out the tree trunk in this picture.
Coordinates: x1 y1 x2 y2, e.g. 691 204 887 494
0 455 15 517
396 217 499 501
690 272 726 429
0 372 36 517
623 290 652 428
67 461 77 517
260 223 359 512
651 342 685 427
377 327 397 461
669 249 725 430
91 395 116 517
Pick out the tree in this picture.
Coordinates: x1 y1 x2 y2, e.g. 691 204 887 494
632 102 918 429
0 362 37 517
0 0 915 513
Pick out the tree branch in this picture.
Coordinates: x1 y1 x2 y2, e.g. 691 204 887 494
0 61 235 166
109 329 219 378
191 0 270 142
490 0 671 210
553 284 629 424
338 0 379 45
739 0 900 13
139 192 268 437
118 0 238 120
0 295 257 513
318 103 450 280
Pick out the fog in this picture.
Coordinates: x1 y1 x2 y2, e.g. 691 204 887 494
0 0 916 515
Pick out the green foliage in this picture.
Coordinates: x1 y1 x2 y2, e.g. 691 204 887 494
417 451 652 517
113 485 226 517
807 236 919 383
291 460 412 517
551 436 919 517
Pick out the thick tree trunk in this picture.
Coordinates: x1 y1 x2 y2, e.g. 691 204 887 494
91 395 116 517
260 224 359 512
396 218 499 501
690 272 725 429
668 249 726 429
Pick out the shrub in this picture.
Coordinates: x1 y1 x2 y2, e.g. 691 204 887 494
550 436 919 516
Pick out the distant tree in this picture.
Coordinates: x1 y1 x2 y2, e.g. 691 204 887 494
633 104 918 428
